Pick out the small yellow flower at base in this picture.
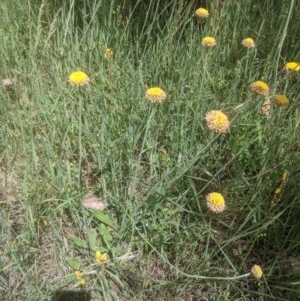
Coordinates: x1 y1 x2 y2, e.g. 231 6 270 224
285 62 300 71
80 279 86 286
205 110 230 133
195 7 209 19
242 38 255 48
251 264 263 280
104 48 113 59
95 250 109 263
145 87 167 103
206 192 226 213
251 81 269 96
201 36 216 47
75 271 83 280
273 95 289 106
68 71 90 86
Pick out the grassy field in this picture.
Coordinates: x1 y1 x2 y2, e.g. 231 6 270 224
1 0 300 300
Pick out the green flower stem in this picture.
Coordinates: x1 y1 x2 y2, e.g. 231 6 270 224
273 0 295 91
78 93 83 191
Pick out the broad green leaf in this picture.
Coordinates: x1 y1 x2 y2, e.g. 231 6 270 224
72 236 88 249
62 273 77 286
88 228 97 251
98 224 113 247
66 258 81 270
92 211 115 229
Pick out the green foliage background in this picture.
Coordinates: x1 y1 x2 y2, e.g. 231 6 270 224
0 0 300 300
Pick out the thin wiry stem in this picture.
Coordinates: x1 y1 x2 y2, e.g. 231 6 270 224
273 0 295 91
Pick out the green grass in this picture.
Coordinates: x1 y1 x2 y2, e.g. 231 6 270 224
1 0 300 300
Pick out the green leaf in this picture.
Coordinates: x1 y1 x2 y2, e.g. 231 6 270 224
92 211 115 229
72 236 88 249
88 228 97 251
62 273 77 286
66 258 81 270
98 224 113 247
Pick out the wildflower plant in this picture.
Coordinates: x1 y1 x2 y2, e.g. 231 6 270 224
242 38 255 48
251 81 269 96
95 250 109 263
205 110 230 133
285 62 300 71
251 265 263 280
195 8 209 19
145 87 167 103
201 36 216 47
68 71 90 86
273 94 289 106
206 192 226 213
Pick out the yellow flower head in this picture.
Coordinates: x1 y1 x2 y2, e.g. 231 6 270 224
241 38 255 48
205 110 230 133
145 87 167 103
273 94 289 106
80 279 86 286
104 48 113 59
285 62 300 71
195 7 209 19
261 98 271 117
95 250 109 263
201 36 216 47
282 171 288 182
274 187 281 194
251 81 269 96
206 192 226 213
251 264 263 280
75 271 83 280
68 71 90 86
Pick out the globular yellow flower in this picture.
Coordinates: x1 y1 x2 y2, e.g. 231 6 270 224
241 38 255 48
80 279 86 286
261 98 271 117
251 81 269 96
205 110 230 133
251 264 263 280
201 36 216 47
285 62 300 71
104 48 113 59
95 250 109 263
273 94 289 106
195 7 209 19
68 71 90 86
145 87 167 103
206 192 226 213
